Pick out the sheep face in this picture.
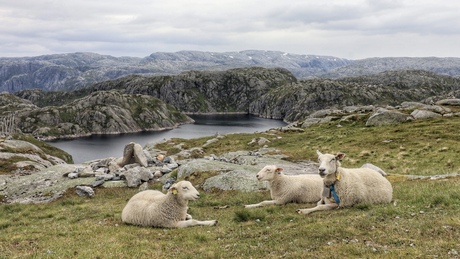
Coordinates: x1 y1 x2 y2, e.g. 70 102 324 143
316 150 345 178
169 181 200 201
256 165 283 181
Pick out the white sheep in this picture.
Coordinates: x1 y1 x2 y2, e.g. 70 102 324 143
121 180 217 228
297 150 392 215
245 165 323 208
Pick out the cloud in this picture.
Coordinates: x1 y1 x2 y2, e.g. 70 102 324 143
1 0 460 59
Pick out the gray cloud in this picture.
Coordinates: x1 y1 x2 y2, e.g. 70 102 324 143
1 0 459 59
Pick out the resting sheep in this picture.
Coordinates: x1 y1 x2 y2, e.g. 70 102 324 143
245 165 323 208
121 180 217 228
297 150 392 215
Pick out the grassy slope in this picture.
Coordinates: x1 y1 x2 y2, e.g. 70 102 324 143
1 117 459 258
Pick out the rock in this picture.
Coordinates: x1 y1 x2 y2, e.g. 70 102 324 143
366 108 412 126
176 152 318 192
410 109 442 120
95 173 115 181
400 102 448 114
0 164 94 203
75 186 95 197
436 98 460 106
300 118 322 128
92 180 105 187
153 171 163 178
139 182 149 191
78 166 95 177
102 180 127 188
67 172 79 179
119 142 148 167
162 177 176 190
122 167 152 187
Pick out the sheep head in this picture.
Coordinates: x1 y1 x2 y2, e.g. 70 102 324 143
316 150 345 178
169 181 200 201
256 165 283 181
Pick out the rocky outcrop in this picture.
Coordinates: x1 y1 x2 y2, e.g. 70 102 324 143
4 91 194 140
91 67 298 114
0 134 72 175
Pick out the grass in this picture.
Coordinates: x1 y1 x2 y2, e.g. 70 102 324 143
1 117 460 258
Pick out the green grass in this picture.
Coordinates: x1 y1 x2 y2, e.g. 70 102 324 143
1 117 460 258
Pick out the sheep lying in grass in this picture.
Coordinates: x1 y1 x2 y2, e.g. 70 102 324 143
245 165 323 208
122 180 217 228
297 151 392 215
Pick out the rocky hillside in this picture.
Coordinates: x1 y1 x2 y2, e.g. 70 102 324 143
3 67 460 142
16 68 460 123
1 91 193 140
3 50 460 93
251 70 460 121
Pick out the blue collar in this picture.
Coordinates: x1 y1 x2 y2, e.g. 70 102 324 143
329 184 340 204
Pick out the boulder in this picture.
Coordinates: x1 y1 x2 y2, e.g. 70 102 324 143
119 142 148 167
436 98 460 106
410 109 442 120
366 108 412 126
75 186 95 197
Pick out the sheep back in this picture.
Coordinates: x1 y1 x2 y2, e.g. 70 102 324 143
270 174 323 204
334 167 392 207
121 190 187 228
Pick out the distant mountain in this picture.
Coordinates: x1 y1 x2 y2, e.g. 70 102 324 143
324 57 460 78
1 50 460 94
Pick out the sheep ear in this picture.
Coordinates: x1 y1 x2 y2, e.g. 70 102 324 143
336 152 345 160
170 187 178 195
276 167 283 173
316 150 322 156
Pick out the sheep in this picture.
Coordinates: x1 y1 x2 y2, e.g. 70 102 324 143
244 165 323 208
297 150 392 215
121 180 217 228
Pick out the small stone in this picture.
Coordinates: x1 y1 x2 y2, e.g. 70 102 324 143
75 186 95 197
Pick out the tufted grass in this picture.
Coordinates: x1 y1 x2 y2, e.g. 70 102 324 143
1 116 460 258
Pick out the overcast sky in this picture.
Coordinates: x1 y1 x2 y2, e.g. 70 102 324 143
1 0 459 60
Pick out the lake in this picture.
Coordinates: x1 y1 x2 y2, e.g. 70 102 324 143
47 114 287 163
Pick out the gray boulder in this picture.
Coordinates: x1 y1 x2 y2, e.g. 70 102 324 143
410 109 442 120
122 167 153 187
366 108 412 126
436 98 460 106
119 142 148 167
75 186 95 197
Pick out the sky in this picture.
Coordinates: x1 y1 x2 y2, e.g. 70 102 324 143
1 0 459 60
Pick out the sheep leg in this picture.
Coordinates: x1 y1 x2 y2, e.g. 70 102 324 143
296 203 339 215
244 200 279 208
175 219 218 228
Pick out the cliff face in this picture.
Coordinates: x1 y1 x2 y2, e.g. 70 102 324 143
93 67 298 113
250 70 460 122
4 91 193 140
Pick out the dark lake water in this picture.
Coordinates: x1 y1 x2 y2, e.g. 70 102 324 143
47 114 287 163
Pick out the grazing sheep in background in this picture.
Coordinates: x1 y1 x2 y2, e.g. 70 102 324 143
245 165 323 208
297 150 392 215
122 180 217 228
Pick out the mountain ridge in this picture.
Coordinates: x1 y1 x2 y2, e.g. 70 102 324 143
2 50 460 93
